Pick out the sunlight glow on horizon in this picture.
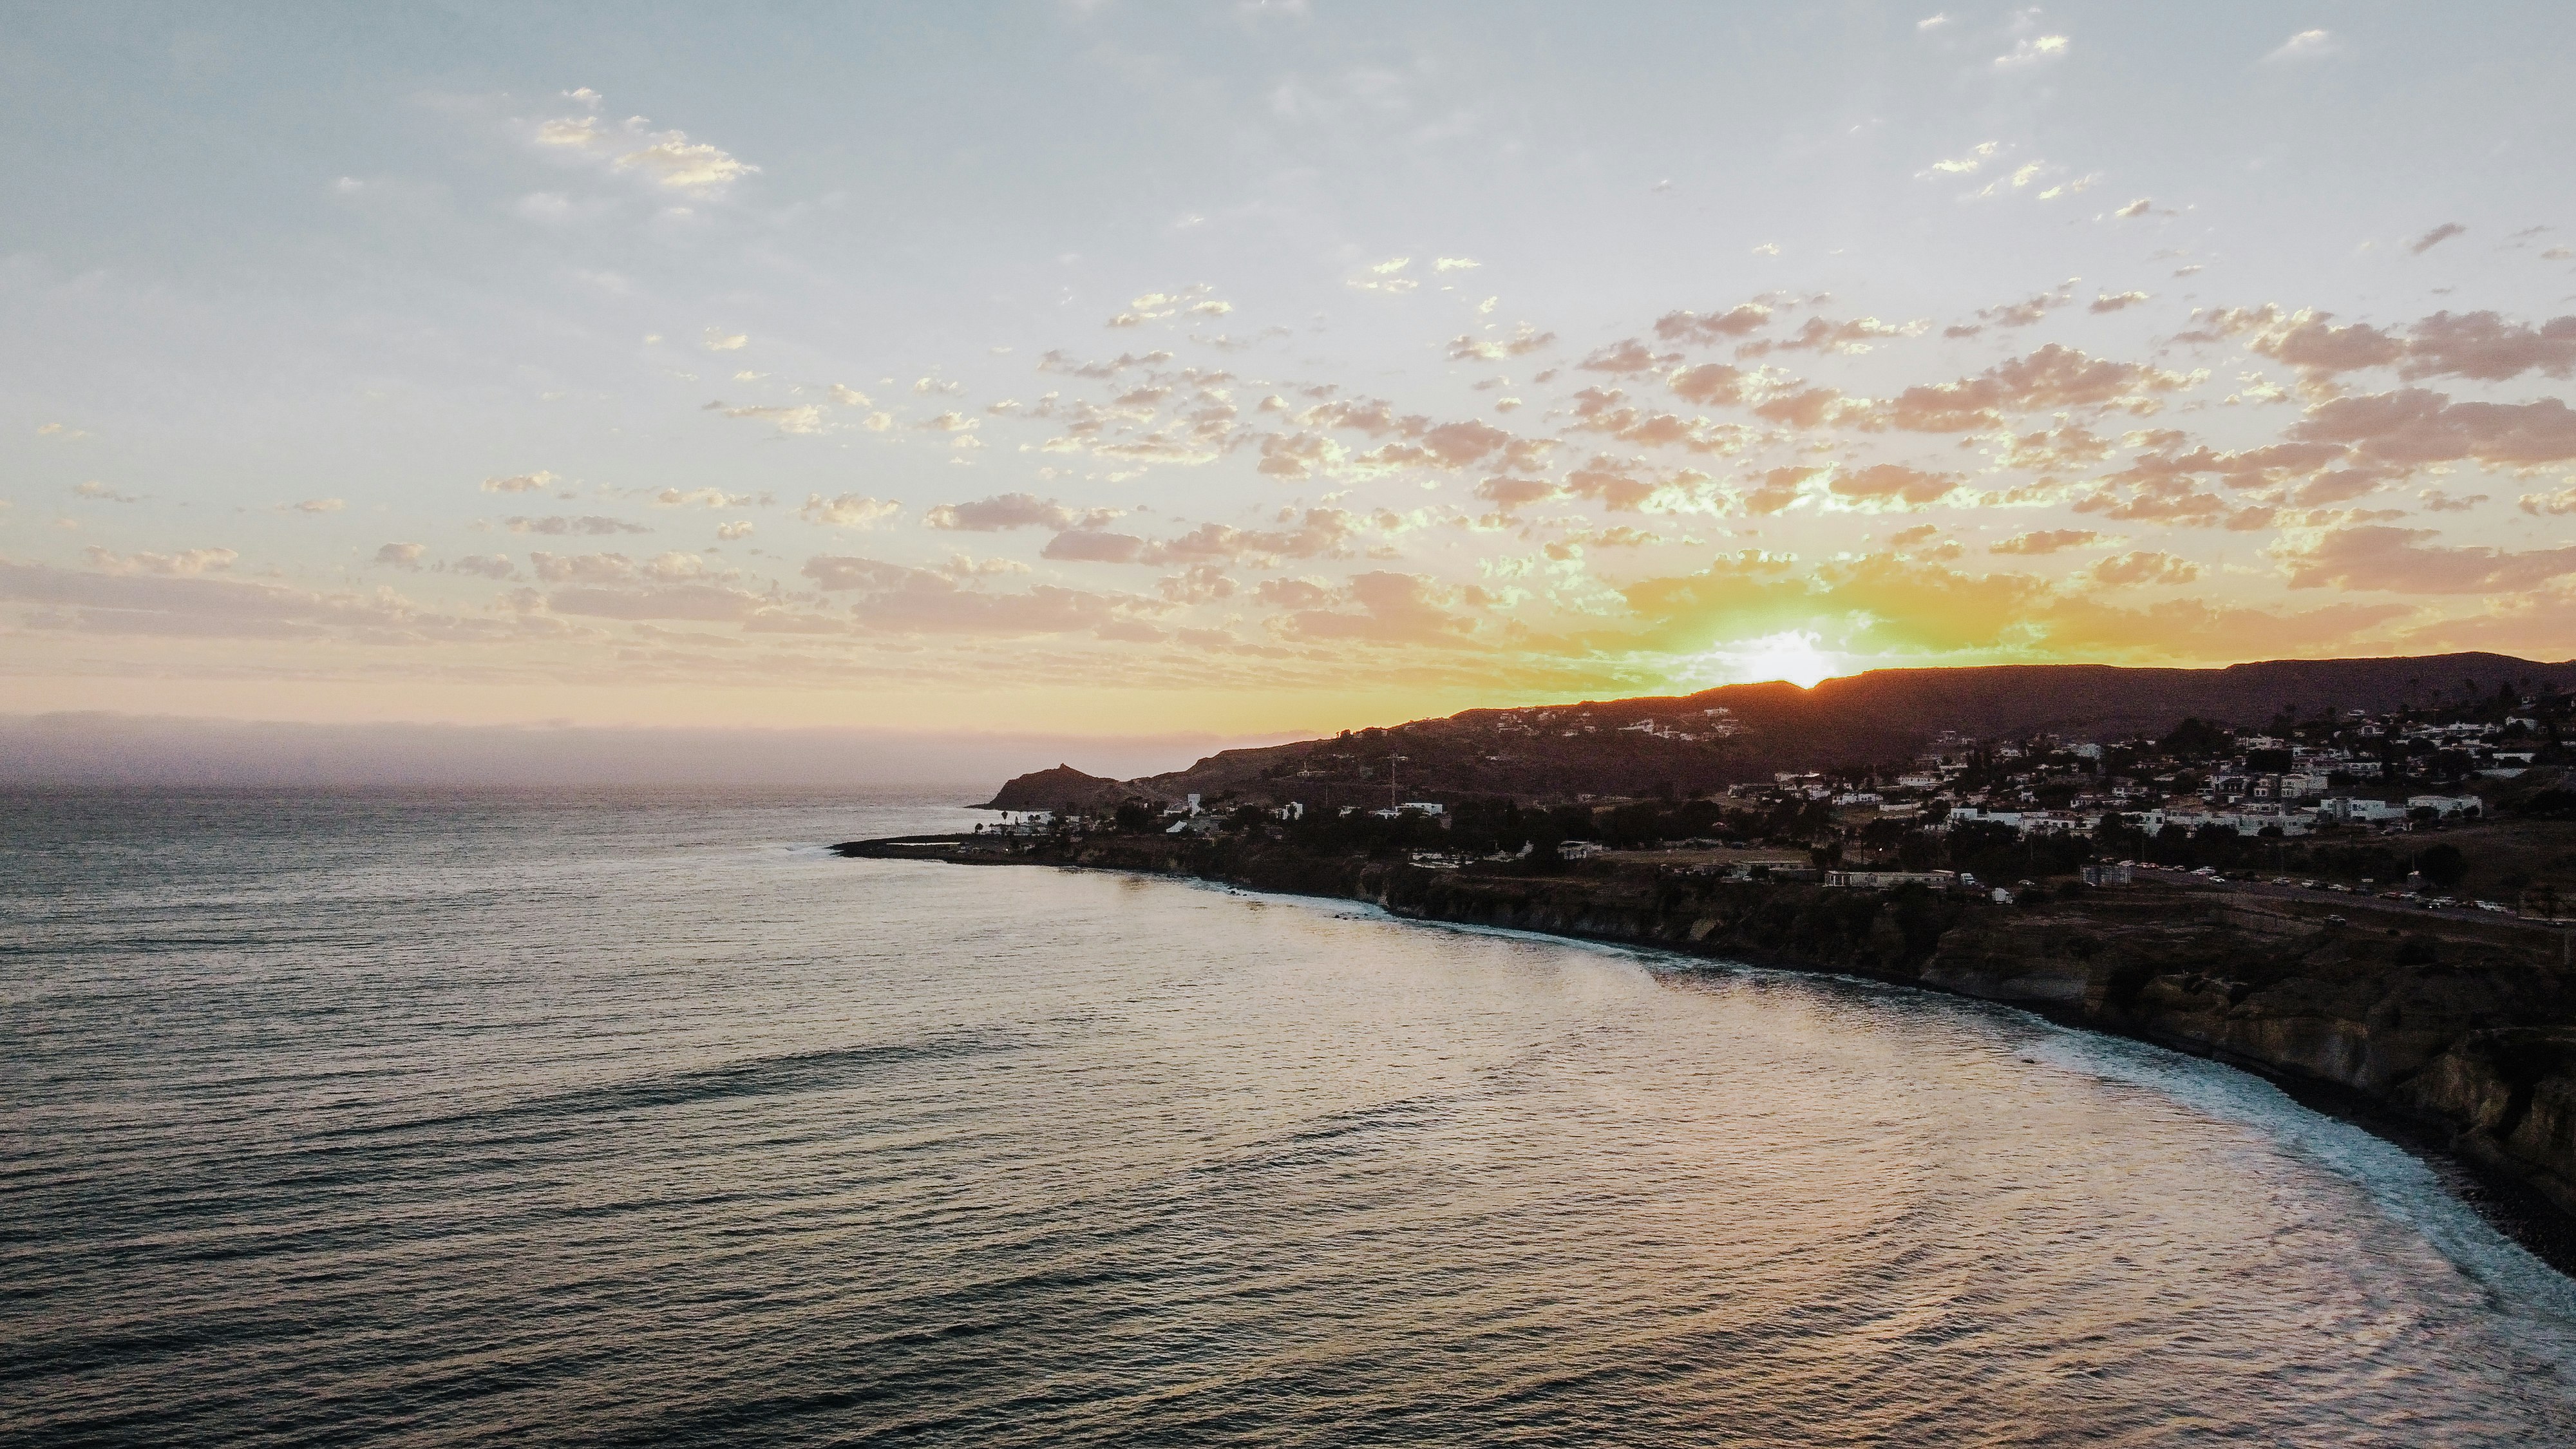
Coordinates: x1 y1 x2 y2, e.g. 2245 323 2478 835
1706 631 1841 690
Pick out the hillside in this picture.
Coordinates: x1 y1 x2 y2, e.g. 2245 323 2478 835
985 652 2571 812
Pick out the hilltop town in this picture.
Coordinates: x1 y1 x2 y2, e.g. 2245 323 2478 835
978 654 2576 915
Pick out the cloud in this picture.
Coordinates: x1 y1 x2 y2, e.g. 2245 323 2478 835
531 97 757 194
1578 339 1667 375
1446 323 1556 360
1106 283 1227 327
504 515 649 535
1036 348 1173 379
2088 551 2201 586
797 493 901 528
73 480 140 503
1667 363 1748 406
2399 311 2576 381
2088 290 2150 314
1473 475 1562 512
2409 223 2466 255
924 492 1121 532
1738 316 1926 357
531 551 639 583
450 554 516 578
1041 529 1144 563
716 403 826 433
2264 29 2336 62
1043 508 1363 568
1349 258 1418 294
1879 343 2197 432
374 542 427 570
1654 304 1772 344
1929 142 1998 175
482 471 558 494
705 329 748 352
1991 529 2108 555
2519 486 2576 516
1741 465 1819 515
1918 13 1951 30
1993 34 2070 70
1434 257 1481 271
2289 388 2576 471
2198 305 2576 383
82 546 238 576
715 521 754 540
656 488 764 507
290 498 345 514
2275 525 2576 592
1971 287 2072 328
2114 198 2152 219
1829 462 1960 507
611 131 754 189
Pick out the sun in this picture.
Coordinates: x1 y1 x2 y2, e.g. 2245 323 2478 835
1711 630 1841 689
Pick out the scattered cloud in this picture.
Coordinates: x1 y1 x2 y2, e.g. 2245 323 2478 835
2409 223 2467 255
797 493 902 529
1993 34 2070 71
2264 29 2336 63
530 94 757 194
2088 550 2201 587
2277 525 2576 593
505 515 649 535
82 546 238 576
924 493 1121 532
1992 529 2109 556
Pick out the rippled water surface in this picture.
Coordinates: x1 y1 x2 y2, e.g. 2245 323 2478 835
8 788 2576 1446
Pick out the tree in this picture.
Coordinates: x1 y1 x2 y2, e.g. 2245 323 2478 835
2160 717 2231 759
2416 842 2468 891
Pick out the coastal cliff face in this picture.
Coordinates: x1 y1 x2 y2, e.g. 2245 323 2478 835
1027 836 2576 1218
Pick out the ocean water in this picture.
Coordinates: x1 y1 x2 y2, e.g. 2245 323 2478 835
7 788 2576 1447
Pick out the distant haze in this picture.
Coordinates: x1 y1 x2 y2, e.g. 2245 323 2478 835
0 713 1273 790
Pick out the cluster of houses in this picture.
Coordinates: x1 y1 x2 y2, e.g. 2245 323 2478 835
1724 706 2549 842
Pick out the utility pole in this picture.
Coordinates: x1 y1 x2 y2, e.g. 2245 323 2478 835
1390 754 1406 812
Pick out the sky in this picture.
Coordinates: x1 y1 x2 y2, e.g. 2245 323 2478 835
6 1 2576 750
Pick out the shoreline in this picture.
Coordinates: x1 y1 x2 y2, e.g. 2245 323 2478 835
835 830 2576 1278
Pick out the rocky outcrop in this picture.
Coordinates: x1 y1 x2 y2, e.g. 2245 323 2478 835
980 764 1150 812
2402 1029 2576 1211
